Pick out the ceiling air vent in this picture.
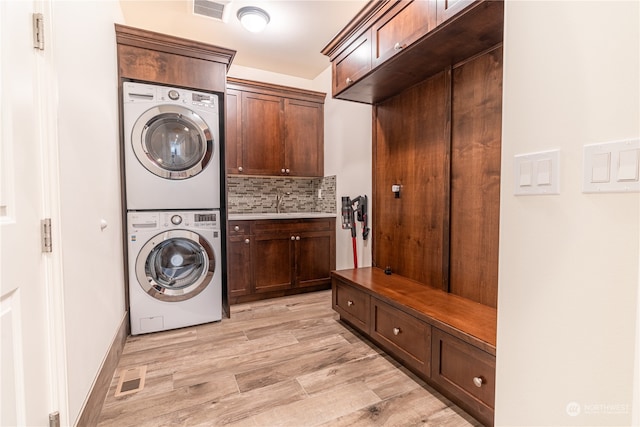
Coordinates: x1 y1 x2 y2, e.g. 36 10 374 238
193 0 231 22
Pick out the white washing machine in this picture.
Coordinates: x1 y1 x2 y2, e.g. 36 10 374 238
127 210 222 335
123 81 221 210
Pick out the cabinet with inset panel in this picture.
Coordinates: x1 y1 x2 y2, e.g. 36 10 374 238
225 78 325 177
227 218 336 304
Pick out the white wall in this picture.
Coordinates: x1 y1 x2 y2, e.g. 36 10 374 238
228 64 373 270
50 1 125 424
496 2 639 426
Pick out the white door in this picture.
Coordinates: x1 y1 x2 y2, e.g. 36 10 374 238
1 1 65 426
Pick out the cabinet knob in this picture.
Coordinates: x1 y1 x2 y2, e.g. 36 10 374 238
393 42 405 51
291 236 296 241
346 77 353 85
285 168 290 174
281 168 286 174
393 327 401 336
295 236 300 241
234 225 240 231
244 238 250 244
473 376 484 388
347 300 354 307
238 166 243 172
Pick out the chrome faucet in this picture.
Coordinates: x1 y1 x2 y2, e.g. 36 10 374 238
276 190 290 213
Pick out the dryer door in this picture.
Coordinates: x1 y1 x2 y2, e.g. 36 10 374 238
131 105 213 180
136 230 215 302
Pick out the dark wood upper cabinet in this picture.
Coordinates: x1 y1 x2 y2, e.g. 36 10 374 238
226 78 326 177
332 29 372 96
322 0 503 104
241 91 284 175
284 99 324 177
436 0 476 25
371 0 437 67
115 24 235 93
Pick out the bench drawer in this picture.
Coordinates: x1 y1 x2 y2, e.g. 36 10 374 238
370 297 431 377
431 328 495 426
333 280 370 333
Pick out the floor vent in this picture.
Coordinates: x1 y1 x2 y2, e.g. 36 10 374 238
193 0 231 22
114 365 147 397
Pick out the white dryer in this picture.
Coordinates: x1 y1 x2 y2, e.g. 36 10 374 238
127 210 222 335
123 81 221 210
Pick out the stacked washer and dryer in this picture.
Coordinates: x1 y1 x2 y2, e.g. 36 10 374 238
123 82 223 335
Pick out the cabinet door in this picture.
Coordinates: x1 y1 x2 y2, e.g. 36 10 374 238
252 232 294 293
371 0 437 67
225 89 243 173
284 99 324 177
333 29 372 96
241 91 284 175
294 230 334 288
227 234 251 297
436 0 475 25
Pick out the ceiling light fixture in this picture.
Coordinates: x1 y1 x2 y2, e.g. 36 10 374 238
236 6 270 33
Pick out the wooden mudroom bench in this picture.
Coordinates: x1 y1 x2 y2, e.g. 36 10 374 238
331 267 497 426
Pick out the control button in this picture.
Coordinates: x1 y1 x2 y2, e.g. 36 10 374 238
168 90 180 100
171 215 182 225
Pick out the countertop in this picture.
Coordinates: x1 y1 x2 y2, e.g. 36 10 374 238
228 212 337 221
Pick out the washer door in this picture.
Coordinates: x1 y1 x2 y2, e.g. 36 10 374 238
131 105 213 180
136 230 215 302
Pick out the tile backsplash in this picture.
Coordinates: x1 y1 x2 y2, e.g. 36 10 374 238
227 175 336 214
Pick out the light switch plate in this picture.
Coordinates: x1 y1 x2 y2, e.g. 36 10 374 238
583 139 640 193
514 149 560 196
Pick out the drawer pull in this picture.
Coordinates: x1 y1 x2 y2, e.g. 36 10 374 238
244 239 250 244
393 327 401 336
238 166 243 172
346 77 353 85
234 225 240 231
393 42 406 51
473 376 484 388
347 300 354 307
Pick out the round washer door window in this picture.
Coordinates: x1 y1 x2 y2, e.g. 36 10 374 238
136 230 215 302
132 105 213 180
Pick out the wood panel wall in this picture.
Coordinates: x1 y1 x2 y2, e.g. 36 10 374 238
449 47 503 307
372 46 502 308
373 71 450 288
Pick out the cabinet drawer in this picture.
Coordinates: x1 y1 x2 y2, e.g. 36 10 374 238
228 221 250 236
370 298 430 376
431 328 495 425
333 280 370 333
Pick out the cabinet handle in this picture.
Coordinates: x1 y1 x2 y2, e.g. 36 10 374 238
281 168 286 174
291 236 296 241
238 166 243 172
347 300 354 306
234 225 240 231
285 168 290 174
346 77 353 85
295 236 300 241
393 327 401 336
473 376 484 388
244 239 250 244
393 42 405 51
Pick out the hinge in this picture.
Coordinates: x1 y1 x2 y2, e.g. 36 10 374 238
49 411 60 427
33 13 44 50
41 218 52 253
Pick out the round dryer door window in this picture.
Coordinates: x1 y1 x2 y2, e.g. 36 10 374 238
132 105 213 180
136 230 215 302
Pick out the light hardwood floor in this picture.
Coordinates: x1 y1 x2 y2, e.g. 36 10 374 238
97 290 482 426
